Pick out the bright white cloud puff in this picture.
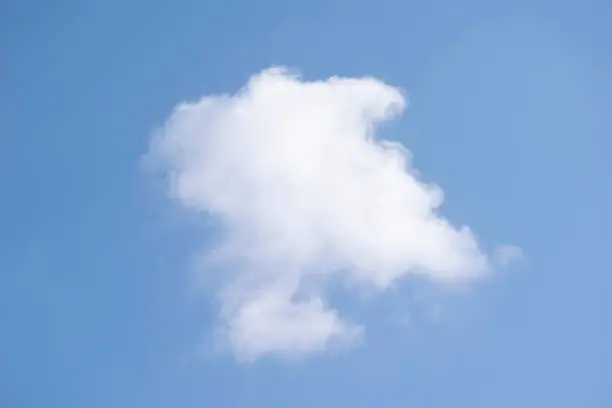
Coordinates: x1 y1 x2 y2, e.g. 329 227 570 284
149 67 508 361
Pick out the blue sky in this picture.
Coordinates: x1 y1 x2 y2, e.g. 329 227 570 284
1 0 611 407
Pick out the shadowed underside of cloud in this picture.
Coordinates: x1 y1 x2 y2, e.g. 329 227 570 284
148 67 500 362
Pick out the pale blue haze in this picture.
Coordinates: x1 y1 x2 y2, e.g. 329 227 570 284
1 0 611 407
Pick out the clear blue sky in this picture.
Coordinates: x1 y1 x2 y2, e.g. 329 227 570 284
1 0 611 407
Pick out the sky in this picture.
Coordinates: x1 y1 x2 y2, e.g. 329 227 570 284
1 0 611 407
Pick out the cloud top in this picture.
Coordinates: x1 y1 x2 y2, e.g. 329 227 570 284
149 67 492 361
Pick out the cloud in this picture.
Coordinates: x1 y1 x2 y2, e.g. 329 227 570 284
148 67 499 362
493 244 525 267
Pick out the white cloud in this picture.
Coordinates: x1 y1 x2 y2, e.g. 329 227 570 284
148 67 501 362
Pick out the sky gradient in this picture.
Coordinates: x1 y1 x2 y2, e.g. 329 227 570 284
1 0 611 407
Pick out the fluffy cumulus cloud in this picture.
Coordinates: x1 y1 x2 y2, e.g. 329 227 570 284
148 67 500 361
